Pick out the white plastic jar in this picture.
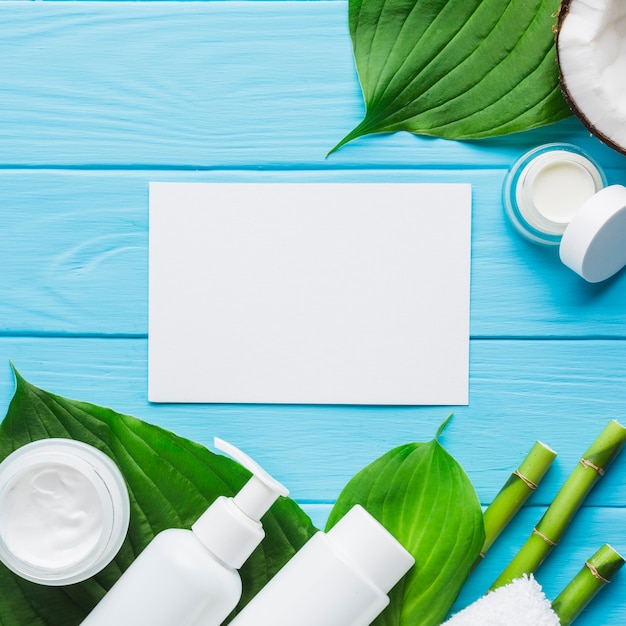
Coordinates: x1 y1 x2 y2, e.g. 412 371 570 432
0 439 130 585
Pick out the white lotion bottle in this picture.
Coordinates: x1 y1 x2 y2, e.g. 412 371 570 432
229 504 415 626
81 438 288 626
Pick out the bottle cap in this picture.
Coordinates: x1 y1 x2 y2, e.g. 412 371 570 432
192 438 288 569
559 185 626 283
327 505 414 593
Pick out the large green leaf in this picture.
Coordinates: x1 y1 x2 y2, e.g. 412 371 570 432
331 0 572 153
326 419 484 626
0 368 316 626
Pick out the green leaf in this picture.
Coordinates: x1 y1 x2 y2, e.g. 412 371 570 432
326 424 484 626
330 0 572 153
0 367 316 626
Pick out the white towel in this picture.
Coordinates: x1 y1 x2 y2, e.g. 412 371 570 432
443 575 560 626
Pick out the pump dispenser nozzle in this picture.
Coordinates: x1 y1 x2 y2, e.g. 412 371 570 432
191 438 288 569
81 438 286 626
215 437 288 521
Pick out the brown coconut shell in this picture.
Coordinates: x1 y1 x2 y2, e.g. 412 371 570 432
556 0 626 156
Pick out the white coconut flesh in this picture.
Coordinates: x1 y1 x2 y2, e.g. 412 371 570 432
557 0 626 155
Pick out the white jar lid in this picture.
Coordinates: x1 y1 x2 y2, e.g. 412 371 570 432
559 185 626 283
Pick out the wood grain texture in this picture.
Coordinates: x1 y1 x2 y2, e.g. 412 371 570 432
1 342 626 625
2 338 625 507
0 1 625 170
1 2 626 624
454 506 626 625
2 169 626 337
305 504 626 624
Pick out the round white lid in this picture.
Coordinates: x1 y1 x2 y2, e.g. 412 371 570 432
559 185 626 283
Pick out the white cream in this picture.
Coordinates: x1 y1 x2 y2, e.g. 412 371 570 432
1 462 103 569
504 144 607 246
530 160 597 224
518 150 604 238
0 439 130 585
504 143 626 282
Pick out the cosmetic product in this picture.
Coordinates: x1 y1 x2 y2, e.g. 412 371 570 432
229 504 415 626
0 439 130 586
503 143 626 282
81 438 288 626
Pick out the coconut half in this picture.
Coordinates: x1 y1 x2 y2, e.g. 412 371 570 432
557 0 626 155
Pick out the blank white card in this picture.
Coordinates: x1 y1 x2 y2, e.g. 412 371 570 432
149 182 471 405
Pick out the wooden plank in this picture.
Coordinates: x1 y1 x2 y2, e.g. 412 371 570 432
1 338 625 624
1 2 625 169
304 504 626 626
2 337 625 506
1 2 624 625
453 506 626 626
2 169 626 337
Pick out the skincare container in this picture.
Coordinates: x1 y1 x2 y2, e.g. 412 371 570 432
503 143 626 282
81 437 288 626
0 439 130 586
229 504 415 626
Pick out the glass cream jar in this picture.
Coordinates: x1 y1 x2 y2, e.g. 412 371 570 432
503 143 607 246
503 143 626 283
0 439 130 585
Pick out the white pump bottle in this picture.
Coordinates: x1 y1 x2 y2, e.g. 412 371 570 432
81 438 288 626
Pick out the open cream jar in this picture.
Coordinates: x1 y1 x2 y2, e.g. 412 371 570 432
504 143 607 246
0 439 130 585
504 143 626 282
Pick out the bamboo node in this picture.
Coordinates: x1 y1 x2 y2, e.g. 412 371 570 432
532 527 558 546
513 469 538 490
585 561 610 583
579 457 605 476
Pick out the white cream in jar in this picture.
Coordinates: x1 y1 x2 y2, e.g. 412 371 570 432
503 143 607 246
503 143 626 283
0 439 130 585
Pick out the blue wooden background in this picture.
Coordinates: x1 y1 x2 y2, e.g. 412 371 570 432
2 2 626 624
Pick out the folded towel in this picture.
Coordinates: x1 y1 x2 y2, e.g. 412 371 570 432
443 575 560 626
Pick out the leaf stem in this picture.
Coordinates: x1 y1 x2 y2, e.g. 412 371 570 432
551 544 625 625
435 413 455 440
479 441 557 560
326 118 374 156
490 420 626 589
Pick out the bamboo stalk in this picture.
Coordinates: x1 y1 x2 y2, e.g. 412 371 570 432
479 441 557 559
491 419 626 589
551 544 625 625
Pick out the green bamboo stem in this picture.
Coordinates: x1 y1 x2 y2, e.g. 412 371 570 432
491 419 626 589
551 544 625 625
479 441 557 561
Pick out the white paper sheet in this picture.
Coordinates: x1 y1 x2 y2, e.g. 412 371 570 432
148 182 471 405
